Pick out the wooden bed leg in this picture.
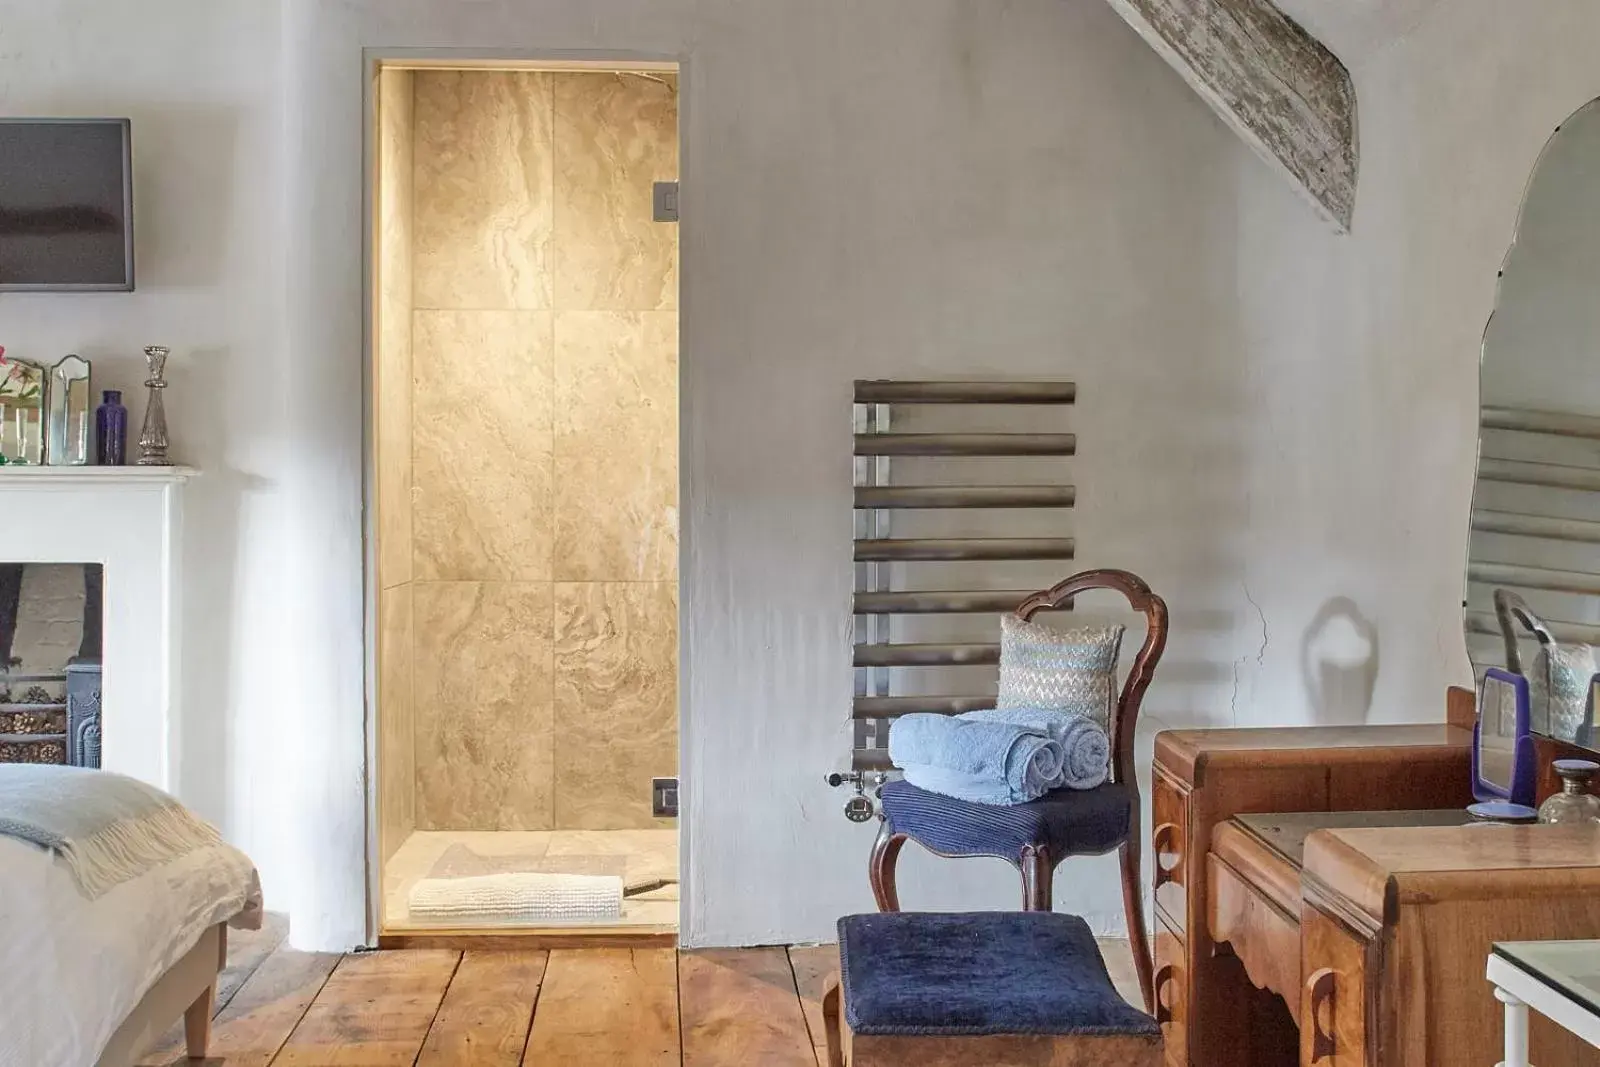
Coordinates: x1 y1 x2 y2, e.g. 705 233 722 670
184 983 214 1060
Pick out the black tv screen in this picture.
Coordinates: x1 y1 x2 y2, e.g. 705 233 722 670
0 119 133 291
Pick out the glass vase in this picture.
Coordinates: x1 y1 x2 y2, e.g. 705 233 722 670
1536 759 1600 824
96 390 129 466
0 357 46 464
4 403 43 464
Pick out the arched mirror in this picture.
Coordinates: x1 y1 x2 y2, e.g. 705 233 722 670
1466 97 1600 750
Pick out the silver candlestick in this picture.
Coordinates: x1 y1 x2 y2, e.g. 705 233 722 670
136 345 171 466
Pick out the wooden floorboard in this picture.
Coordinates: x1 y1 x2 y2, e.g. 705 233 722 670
137 944 340 1067
218 914 293 1014
380 930 674 951
132 940 1076 1065
679 948 816 1067
272 949 460 1066
415 951 547 1067
521 948 679 1067
786 945 840 1067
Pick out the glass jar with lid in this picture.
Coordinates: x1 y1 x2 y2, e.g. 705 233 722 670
1536 759 1600 824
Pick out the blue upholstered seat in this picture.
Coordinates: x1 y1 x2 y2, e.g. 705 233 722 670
838 911 1158 1037
879 778 1133 862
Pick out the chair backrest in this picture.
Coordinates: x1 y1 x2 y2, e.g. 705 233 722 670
1014 568 1169 788
1493 587 1554 676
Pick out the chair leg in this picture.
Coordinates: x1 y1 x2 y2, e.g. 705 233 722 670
1020 845 1053 910
822 981 846 1067
869 820 907 912
1119 839 1156 1014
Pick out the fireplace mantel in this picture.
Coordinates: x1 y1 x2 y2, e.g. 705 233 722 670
0 465 197 485
0 467 195 789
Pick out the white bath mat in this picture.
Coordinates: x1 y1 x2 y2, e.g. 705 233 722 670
407 872 623 926
426 843 677 896
428 844 626 879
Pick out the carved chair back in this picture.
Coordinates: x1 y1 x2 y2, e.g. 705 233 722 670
1014 568 1169 788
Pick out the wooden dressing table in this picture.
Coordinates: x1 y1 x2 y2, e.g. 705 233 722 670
1141 98 1600 1065
1152 695 1600 1067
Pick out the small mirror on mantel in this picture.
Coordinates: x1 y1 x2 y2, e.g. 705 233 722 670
1466 97 1600 752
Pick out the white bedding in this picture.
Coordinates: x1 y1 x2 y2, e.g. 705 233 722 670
0 834 262 1067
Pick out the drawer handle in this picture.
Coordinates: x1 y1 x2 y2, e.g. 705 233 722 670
1153 822 1181 888
1306 967 1337 1062
1153 963 1175 1026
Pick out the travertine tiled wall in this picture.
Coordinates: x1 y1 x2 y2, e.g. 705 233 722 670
375 68 415 865
406 69 678 831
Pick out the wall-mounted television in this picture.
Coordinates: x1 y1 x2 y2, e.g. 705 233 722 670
0 119 134 291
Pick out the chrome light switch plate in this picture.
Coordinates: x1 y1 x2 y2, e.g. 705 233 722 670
652 776 679 817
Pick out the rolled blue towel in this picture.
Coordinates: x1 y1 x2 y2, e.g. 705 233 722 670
960 707 1109 791
888 713 1064 804
899 763 1025 806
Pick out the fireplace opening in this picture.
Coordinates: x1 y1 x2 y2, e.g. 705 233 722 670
0 562 103 767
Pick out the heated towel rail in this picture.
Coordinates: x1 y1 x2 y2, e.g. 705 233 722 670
848 379 1078 778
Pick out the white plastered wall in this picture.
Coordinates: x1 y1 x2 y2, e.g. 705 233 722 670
283 0 1251 948
1219 1 1600 739
7 0 1600 950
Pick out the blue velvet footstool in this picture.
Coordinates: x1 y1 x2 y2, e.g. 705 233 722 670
821 911 1162 1066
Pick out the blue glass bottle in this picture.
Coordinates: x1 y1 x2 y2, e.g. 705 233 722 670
95 390 128 465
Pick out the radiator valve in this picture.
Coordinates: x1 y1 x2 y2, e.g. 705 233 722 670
827 770 887 822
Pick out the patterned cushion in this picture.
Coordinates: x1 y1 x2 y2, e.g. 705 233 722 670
880 777 1133 860
1531 641 1597 741
838 911 1159 1037
997 614 1124 729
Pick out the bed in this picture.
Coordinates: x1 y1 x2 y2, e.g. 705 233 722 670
0 815 262 1066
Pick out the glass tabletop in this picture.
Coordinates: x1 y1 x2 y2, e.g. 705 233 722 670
1494 941 1600 1015
1232 809 1469 868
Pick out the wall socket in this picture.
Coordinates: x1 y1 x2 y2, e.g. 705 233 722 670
651 776 679 818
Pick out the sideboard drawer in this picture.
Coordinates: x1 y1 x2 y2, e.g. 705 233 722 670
1206 852 1301 1024
1300 906 1370 1067
1154 918 1186 1066
1152 767 1187 934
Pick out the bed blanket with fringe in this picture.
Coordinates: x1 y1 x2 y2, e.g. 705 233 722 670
0 763 223 898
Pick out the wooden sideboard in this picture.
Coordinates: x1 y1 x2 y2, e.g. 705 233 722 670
1151 722 1475 1066
1151 710 1600 1067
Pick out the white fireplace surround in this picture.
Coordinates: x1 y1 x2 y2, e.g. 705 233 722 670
0 466 193 789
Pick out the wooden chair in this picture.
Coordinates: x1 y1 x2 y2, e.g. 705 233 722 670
868 568 1168 1013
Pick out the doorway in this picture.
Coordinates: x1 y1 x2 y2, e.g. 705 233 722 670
368 58 680 940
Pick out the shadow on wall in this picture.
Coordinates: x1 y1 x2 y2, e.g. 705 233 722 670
1300 596 1379 725
128 105 240 289
172 346 270 829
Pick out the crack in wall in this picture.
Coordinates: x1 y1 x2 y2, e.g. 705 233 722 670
1244 582 1268 667
1228 582 1269 725
1230 658 1242 725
